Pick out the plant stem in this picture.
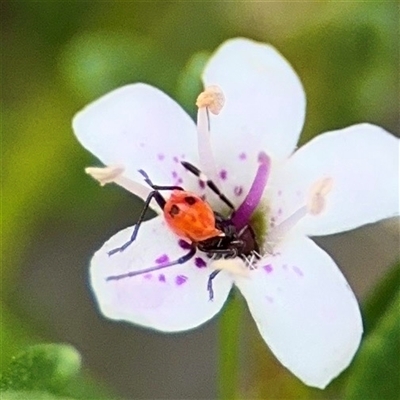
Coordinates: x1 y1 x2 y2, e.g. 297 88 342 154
218 292 243 400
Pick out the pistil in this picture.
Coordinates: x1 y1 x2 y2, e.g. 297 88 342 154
231 152 271 231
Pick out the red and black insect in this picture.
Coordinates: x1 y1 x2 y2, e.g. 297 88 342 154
107 161 260 299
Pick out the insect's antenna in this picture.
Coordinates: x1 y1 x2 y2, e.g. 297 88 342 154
181 161 235 210
138 169 184 192
138 169 154 187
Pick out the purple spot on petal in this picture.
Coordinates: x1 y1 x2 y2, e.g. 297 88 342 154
175 275 188 285
200 194 206 201
278 190 282 196
239 152 247 160
234 186 243 196
158 274 166 282
144 273 152 280
177 178 183 185
263 264 273 273
172 171 178 179
292 266 304 277
282 264 288 270
155 254 169 264
219 169 227 180
157 153 165 161
195 257 207 268
265 295 274 303
278 208 282 216
178 239 191 250
271 216 276 222
140 142 145 148
173 156 179 163
199 180 206 190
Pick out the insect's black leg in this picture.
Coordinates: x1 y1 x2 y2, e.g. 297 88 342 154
139 169 184 191
207 270 221 301
108 190 163 256
180 161 235 210
106 245 197 281
205 248 239 258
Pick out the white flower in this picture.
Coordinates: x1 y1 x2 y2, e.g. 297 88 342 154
72 38 399 389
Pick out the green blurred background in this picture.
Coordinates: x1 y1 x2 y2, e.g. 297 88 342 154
2 2 399 399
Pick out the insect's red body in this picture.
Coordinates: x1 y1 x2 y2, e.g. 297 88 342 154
164 190 222 242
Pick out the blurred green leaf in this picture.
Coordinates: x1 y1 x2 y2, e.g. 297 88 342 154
1 390 75 400
176 51 211 116
344 290 400 400
218 291 244 400
2 91 76 289
60 32 180 102
362 261 400 335
285 2 398 143
0 344 81 393
0 305 36 371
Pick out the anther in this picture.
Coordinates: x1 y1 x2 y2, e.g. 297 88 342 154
196 85 225 115
85 165 124 186
307 177 334 215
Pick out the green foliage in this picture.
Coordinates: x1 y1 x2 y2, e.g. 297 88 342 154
60 33 177 102
345 289 400 400
0 344 81 393
176 51 211 116
362 261 400 335
1 391 75 400
0 344 111 400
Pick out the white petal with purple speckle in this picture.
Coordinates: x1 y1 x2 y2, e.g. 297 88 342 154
234 235 362 389
90 218 234 332
73 84 200 196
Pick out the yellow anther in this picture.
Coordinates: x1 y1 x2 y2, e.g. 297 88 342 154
196 85 225 115
307 177 334 215
85 165 124 186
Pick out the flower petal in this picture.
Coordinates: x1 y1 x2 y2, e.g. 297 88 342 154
73 84 200 194
203 38 305 162
272 124 400 236
234 235 362 388
90 217 233 332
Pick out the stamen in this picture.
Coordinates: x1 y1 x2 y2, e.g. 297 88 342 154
267 206 308 243
85 165 156 210
196 85 225 115
231 152 271 230
307 177 333 215
267 177 333 245
196 87 224 185
211 258 249 277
